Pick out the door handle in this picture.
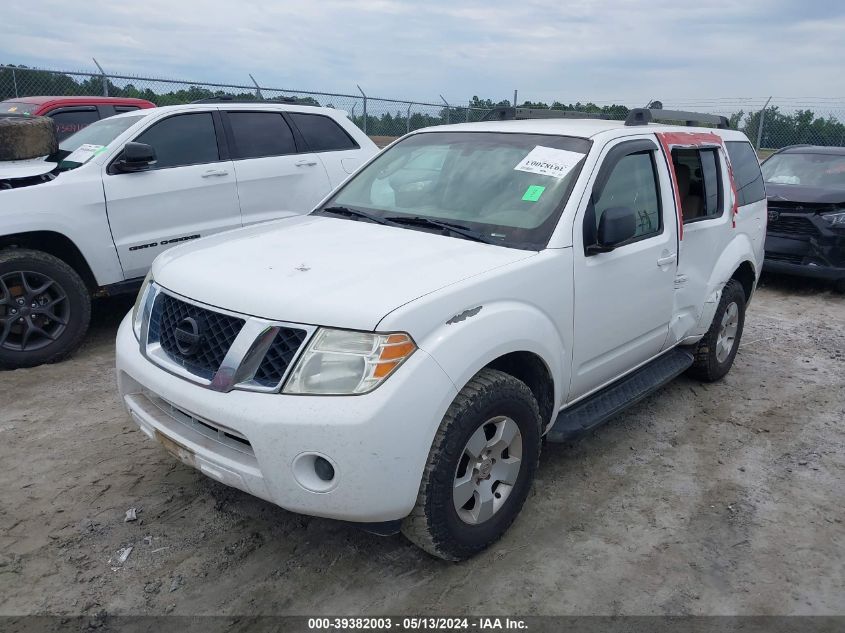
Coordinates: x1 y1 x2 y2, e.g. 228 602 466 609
201 169 229 177
657 253 677 266
294 159 317 167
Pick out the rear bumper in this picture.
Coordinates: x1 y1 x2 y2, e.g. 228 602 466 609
115 314 458 522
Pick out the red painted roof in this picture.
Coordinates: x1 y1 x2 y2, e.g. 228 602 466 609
2 96 156 112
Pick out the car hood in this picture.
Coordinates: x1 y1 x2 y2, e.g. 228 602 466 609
766 183 845 206
153 215 536 330
0 157 56 180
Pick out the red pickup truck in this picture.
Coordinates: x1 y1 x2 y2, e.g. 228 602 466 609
0 96 155 140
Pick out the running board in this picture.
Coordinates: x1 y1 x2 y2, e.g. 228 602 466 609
546 349 694 443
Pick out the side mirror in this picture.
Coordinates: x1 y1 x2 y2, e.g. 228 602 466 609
115 142 156 172
587 206 637 254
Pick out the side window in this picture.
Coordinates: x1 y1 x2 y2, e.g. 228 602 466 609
672 148 723 223
134 113 219 169
594 151 662 240
50 109 100 141
114 106 140 113
726 141 765 206
228 112 296 159
288 113 359 152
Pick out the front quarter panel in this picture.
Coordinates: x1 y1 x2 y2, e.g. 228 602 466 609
0 167 124 285
377 248 572 426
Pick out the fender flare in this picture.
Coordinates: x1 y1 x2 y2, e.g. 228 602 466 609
417 299 568 417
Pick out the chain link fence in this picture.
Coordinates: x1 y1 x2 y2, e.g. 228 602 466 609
1 64 844 151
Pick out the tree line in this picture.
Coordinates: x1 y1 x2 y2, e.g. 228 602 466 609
2 64 843 148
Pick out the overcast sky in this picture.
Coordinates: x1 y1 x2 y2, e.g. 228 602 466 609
3 0 844 108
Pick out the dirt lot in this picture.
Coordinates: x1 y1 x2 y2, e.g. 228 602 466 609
0 276 843 617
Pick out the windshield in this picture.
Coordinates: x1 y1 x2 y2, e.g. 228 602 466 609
54 114 145 171
0 101 38 115
762 153 845 189
319 131 591 249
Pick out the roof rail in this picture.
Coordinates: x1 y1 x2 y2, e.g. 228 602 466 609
482 106 610 122
625 108 730 129
190 95 300 104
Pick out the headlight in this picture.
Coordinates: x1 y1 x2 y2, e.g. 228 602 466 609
131 272 154 340
283 328 416 395
821 211 845 228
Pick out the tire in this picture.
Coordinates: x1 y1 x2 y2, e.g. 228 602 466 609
401 368 542 561
0 249 91 369
0 116 58 161
834 279 845 294
686 279 746 382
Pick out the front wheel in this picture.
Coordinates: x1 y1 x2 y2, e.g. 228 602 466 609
686 279 746 382
401 368 541 561
0 249 91 369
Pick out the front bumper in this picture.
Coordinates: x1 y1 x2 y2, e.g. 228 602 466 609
764 234 845 281
115 314 458 522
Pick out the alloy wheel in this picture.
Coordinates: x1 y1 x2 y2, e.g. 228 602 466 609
0 271 70 352
453 416 523 525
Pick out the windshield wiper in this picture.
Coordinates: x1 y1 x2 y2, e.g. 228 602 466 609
316 205 395 226
385 216 498 245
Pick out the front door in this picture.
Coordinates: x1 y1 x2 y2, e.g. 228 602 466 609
103 111 241 279
569 136 678 401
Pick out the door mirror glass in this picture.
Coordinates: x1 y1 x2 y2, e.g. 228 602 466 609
116 142 156 172
590 206 637 253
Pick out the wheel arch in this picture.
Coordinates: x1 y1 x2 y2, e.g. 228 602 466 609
730 259 757 303
485 351 555 430
0 231 98 290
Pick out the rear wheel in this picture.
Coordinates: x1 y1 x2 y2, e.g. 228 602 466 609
0 249 91 369
401 369 541 561
686 279 746 382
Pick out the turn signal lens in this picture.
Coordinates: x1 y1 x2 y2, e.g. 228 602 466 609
283 329 417 395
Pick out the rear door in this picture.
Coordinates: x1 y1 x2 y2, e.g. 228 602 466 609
287 111 366 182
103 110 241 279
658 133 737 345
223 110 332 226
569 136 678 400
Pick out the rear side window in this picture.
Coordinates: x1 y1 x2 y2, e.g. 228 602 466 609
228 112 296 159
134 113 219 169
672 148 723 223
51 109 100 141
289 113 359 152
115 106 140 113
726 141 765 205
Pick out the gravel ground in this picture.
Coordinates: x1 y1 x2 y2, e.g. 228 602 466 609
0 275 843 617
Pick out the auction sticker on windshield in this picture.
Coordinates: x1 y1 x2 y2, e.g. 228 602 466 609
63 143 106 165
514 146 584 179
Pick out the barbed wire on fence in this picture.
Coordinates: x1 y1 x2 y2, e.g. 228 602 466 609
1 63 844 149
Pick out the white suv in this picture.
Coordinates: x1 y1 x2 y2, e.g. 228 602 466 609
116 109 767 560
0 102 377 368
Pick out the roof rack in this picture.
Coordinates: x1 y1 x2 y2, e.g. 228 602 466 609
482 107 610 122
624 108 730 129
190 95 300 104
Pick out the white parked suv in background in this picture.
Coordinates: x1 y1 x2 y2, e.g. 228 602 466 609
116 108 767 560
0 102 377 368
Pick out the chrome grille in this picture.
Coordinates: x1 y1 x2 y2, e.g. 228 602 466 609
151 293 244 380
253 327 309 387
141 285 314 392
